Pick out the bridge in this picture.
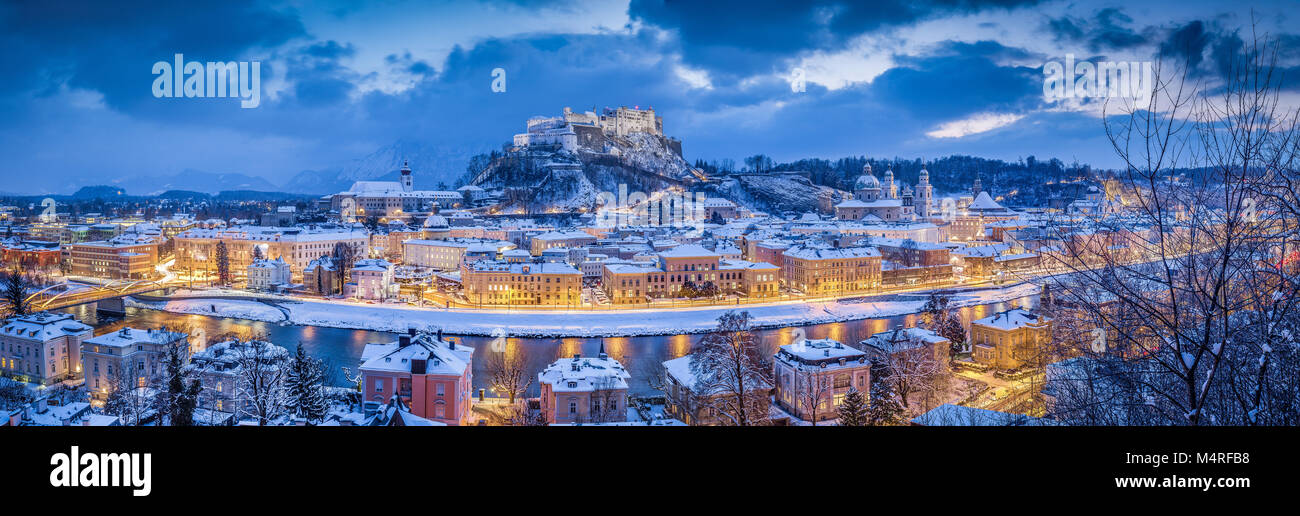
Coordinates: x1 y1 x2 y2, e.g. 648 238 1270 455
15 279 179 315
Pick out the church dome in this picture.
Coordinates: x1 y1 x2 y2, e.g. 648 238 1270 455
422 215 449 229
855 174 880 190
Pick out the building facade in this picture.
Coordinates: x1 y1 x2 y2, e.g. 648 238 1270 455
359 328 474 425
0 312 93 385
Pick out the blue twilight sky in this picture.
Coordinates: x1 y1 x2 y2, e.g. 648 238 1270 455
1 0 1298 194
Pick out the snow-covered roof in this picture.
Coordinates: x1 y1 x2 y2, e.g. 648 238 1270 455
466 260 580 275
656 243 718 258
532 230 595 241
247 257 289 269
359 331 472 376
84 326 187 349
972 308 1049 331
366 395 446 426
351 258 393 272
860 327 949 354
968 191 1003 210
539 354 630 393
782 245 880 260
1 313 92 341
776 338 869 370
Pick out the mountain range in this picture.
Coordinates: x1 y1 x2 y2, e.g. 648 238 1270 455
52 140 492 197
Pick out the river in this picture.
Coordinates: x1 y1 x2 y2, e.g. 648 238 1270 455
57 293 1036 397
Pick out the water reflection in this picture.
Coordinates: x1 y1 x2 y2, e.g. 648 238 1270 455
58 294 1033 397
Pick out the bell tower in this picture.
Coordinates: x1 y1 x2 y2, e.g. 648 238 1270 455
400 160 413 193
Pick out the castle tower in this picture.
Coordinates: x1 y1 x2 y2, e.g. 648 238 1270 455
884 168 897 199
917 166 933 218
400 160 413 193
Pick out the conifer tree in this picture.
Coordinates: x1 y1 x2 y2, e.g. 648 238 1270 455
284 344 329 424
837 388 868 426
215 240 230 285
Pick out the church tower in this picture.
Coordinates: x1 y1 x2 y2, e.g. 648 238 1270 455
400 160 413 193
884 168 897 199
917 165 933 218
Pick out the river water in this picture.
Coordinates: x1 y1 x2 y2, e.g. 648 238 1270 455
58 293 1035 397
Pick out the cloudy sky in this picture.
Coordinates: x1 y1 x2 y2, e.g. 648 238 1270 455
1 0 1297 194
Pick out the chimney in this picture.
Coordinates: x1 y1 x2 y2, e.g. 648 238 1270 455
399 334 411 348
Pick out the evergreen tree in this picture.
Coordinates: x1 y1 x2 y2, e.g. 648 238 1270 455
0 269 31 317
252 245 264 260
215 240 230 285
837 388 868 426
284 344 329 424
867 361 905 426
162 339 200 426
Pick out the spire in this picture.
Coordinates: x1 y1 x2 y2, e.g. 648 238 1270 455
598 341 607 359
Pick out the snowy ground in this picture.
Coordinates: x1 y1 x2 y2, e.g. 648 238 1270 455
125 282 1039 338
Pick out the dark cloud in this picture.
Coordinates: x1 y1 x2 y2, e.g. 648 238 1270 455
0 0 306 111
1045 8 1151 52
1160 21 1212 69
629 0 1041 80
874 42 1044 120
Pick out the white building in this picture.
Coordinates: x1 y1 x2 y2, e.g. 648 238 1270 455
402 238 516 270
246 257 292 291
350 258 395 300
81 326 188 401
773 338 871 422
329 161 464 219
0 312 93 385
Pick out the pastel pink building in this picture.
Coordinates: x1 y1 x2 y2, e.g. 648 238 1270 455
359 328 473 425
537 349 631 424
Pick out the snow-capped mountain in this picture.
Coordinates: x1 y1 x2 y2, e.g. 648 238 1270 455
101 170 282 197
281 140 491 194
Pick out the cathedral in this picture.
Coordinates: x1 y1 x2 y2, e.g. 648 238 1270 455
835 163 934 222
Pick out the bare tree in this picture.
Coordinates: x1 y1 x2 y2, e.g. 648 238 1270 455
688 311 773 426
587 374 625 423
232 340 289 425
103 362 152 426
484 344 532 404
879 332 947 411
792 367 834 424
503 399 547 426
1045 26 1300 425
